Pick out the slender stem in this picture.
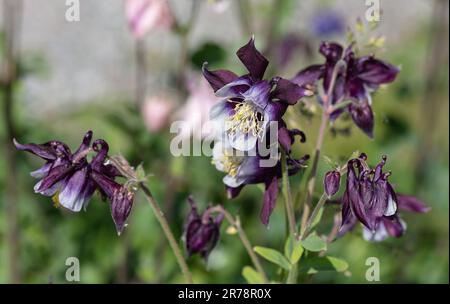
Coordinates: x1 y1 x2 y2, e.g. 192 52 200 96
299 60 345 235
300 193 328 240
208 206 269 283
281 150 297 236
134 39 147 107
1 0 22 283
139 183 193 284
237 0 253 37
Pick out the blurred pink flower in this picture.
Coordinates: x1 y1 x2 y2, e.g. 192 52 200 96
177 76 220 139
125 0 173 39
141 95 174 132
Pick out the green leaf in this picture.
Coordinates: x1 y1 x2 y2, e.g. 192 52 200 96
254 246 291 270
300 232 327 252
299 256 349 274
242 266 264 284
284 236 304 264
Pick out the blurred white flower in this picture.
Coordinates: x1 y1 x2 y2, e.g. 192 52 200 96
141 95 174 132
125 0 173 39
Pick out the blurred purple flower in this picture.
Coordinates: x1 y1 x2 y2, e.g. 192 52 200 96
293 42 400 138
125 0 173 39
272 34 313 70
203 37 312 151
310 9 345 38
184 196 224 260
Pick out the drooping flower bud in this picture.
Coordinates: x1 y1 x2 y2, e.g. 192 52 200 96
111 186 135 235
324 170 341 197
184 197 224 260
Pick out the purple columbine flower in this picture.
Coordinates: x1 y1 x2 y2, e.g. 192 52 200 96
340 153 399 233
15 131 135 235
184 196 224 260
293 42 400 138
211 136 309 226
203 36 312 151
324 170 341 197
339 193 430 242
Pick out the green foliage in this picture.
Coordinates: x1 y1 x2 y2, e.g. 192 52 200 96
254 246 291 270
300 233 327 252
299 256 349 274
242 266 264 284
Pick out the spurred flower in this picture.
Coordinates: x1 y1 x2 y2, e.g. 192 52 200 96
15 131 135 235
293 42 400 138
184 196 224 260
339 193 430 242
340 154 398 232
203 37 312 151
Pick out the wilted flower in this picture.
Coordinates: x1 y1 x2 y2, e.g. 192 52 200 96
324 170 341 197
15 131 136 235
310 9 345 38
184 196 224 260
203 37 312 151
211 138 309 225
293 42 400 138
141 95 174 132
125 0 173 39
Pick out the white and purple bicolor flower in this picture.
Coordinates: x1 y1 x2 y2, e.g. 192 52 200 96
293 42 400 138
337 153 430 241
211 137 309 226
203 37 312 152
15 131 135 235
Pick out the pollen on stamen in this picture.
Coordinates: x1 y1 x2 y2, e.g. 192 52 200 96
226 102 264 139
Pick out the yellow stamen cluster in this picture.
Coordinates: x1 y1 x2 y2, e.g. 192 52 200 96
212 150 242 177
226 102 264 139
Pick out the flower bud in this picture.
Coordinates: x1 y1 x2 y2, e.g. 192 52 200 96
324 170 341 197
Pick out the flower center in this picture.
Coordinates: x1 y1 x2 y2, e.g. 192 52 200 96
212 150 243 177
226 101 264 138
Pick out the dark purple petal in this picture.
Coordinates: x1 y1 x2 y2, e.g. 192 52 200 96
356 56 400 84
271 77 312 105
397 195 430 213
14 138 59 160
37 163 73 193
319 41 343 63
349 101 374 138
265 99 288 122
292 64 324 86
338 201 357 238
91 139 109 170
278 125 292 153
236 37 269 80
72 130 93 163
202 63 239 92
111 186 135 235
382 215 406 238
226 185 244 199
242 81 271 108
260 176 279 226
90 170 121 199
30 162 52 178
324 170 341 197
346 161 372 229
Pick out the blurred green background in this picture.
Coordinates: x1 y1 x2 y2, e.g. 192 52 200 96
1 0 448 283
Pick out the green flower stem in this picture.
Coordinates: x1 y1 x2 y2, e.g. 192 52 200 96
281 150 299 283
300 192 328 240
208 206 269 283
139 183 193 284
